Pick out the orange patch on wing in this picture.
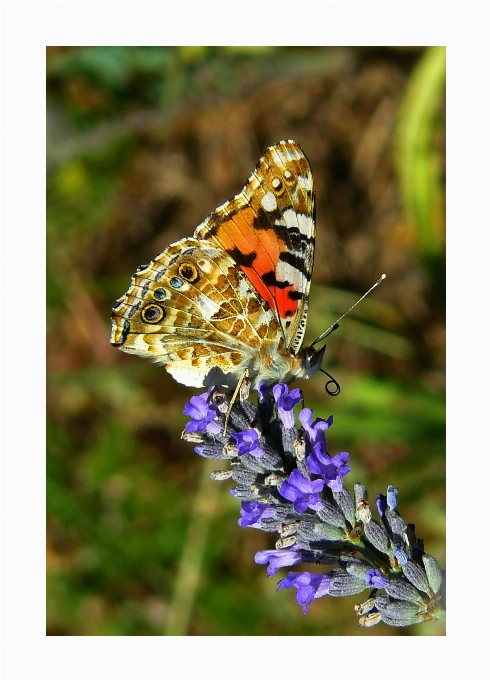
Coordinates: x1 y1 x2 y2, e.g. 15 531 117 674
217 208 269 254
240 265 276 311
214 208 298 319
240 266 299 319
275 285 299 319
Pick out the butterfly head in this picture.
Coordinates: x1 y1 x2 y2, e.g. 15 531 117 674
277 343 326 386
299 344 326 380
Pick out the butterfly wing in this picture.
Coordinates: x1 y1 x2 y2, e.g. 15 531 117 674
194 140 315 354
110 238 283 388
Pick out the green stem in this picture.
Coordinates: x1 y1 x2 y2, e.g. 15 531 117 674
163 459 221 635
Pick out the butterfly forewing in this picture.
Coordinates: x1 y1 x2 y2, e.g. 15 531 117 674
195 140 315 353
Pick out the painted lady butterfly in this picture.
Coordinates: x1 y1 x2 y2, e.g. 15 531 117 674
110 140 327 390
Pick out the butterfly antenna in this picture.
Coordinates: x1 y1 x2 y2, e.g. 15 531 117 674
311 274 386 347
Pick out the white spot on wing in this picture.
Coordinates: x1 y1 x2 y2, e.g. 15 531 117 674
261 191 278 212
238 277 252 298
198 295 221 321
201 247 221 258
297 174 313 192
167 365 208 387
282 208 314 236
198 259 212 273
276 260 303 290
133 335 151 352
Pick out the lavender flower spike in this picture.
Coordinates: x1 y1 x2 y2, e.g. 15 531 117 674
181 383 445 628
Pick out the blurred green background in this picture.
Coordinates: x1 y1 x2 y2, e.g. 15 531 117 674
47 46 445 636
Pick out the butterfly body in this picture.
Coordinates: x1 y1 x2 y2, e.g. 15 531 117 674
111 140 325 389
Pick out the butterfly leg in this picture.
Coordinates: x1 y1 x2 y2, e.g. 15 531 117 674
223 369 250 436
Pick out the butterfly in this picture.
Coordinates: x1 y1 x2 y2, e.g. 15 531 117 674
110 140 327 390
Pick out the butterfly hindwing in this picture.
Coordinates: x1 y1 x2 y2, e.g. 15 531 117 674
111 238 282 387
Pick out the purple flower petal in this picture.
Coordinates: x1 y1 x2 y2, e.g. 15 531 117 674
255 546 302 576
183 392 219 433
280 469 325 513
393 544 408 566
232 429 264 457
365 569 389 589
238 501 276 527
277 571 333 614
298 408 333 447
306 443 350 490
387 485 398 510
376 494 387 519
272 383 302 429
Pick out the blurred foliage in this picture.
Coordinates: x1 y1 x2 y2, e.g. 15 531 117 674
395 47 446 261
47 46 445 636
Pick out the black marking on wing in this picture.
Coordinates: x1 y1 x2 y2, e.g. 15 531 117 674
154 267 167 282
252 207 280 231
226 247 257 267
200 213 220 237
128 303 140 318
279 250 311 278
111 319 131 347
251 208 314 251
286 227 315 252
261 271 291 289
